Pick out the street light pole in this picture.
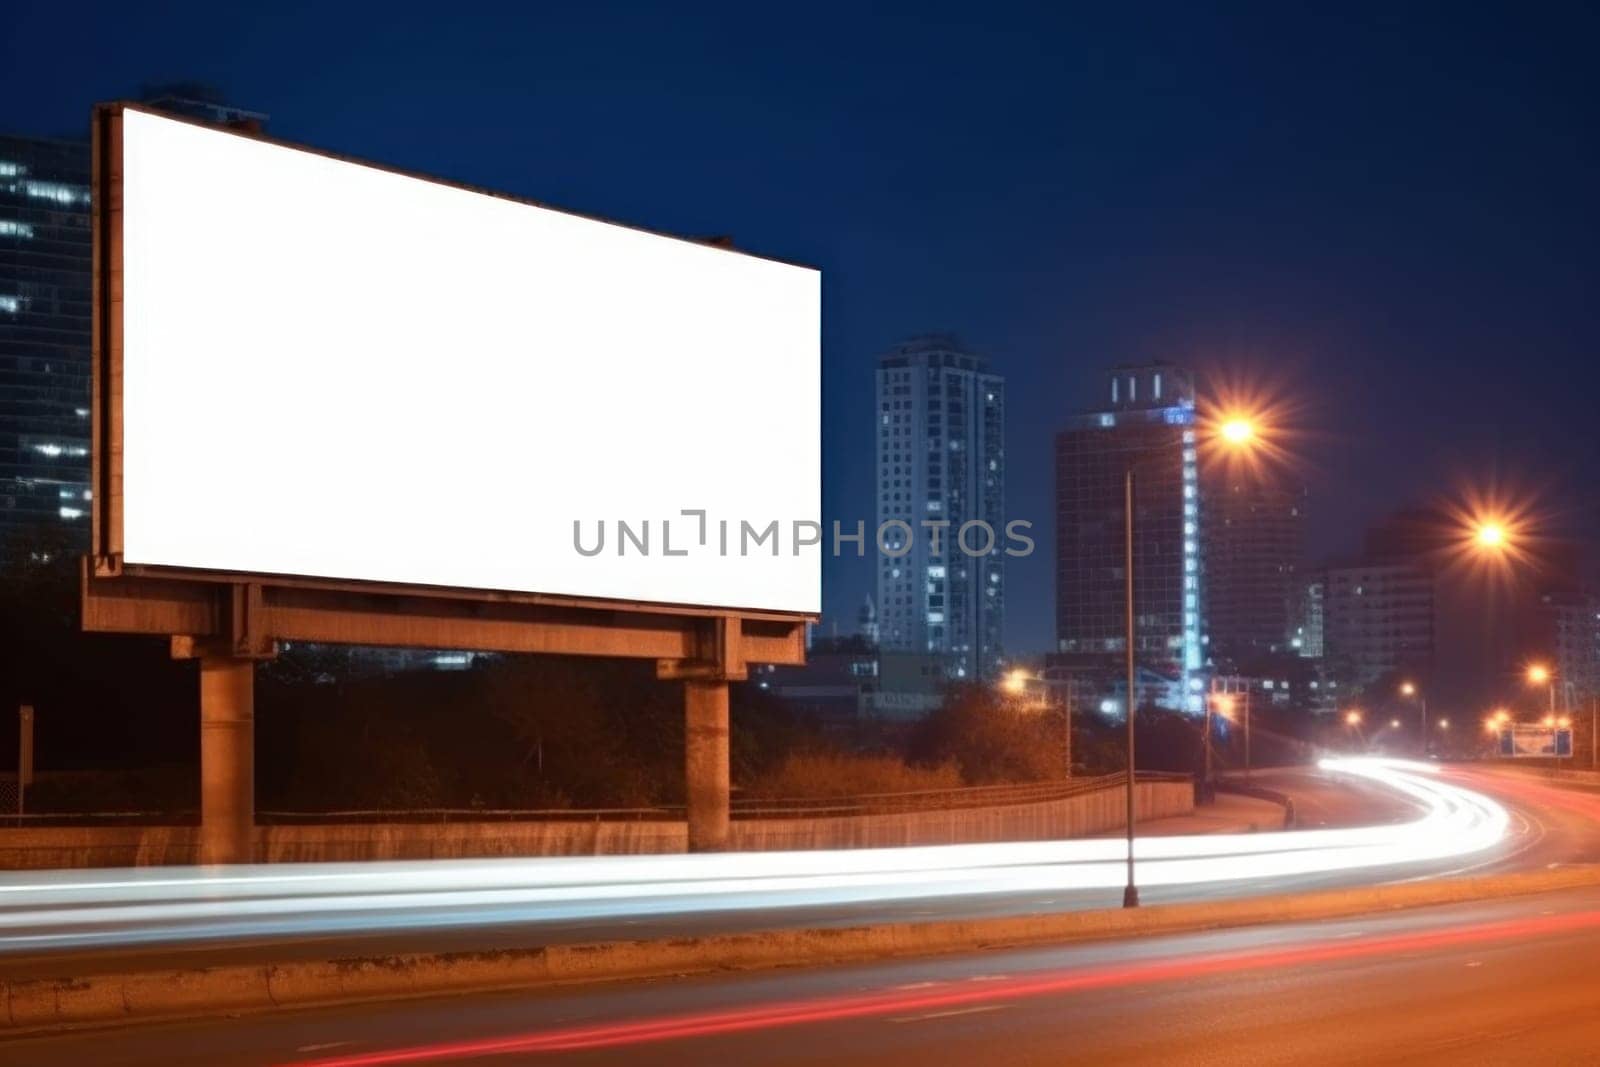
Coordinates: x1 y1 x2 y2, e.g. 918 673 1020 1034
1123 467 1139 909
1243 688 1251 780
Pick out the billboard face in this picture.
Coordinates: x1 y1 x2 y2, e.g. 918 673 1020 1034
116 108 820 613
1499 725 1572 757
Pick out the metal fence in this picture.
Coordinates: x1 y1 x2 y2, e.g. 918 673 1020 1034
251 771 1190 824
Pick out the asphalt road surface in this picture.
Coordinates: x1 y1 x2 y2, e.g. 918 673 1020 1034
8 882 1600 1065
0 761 1581 985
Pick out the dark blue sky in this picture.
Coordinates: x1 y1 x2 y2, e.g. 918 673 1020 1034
6 2 1596 653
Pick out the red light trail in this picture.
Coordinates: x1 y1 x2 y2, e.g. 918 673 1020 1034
287 906 1600 1066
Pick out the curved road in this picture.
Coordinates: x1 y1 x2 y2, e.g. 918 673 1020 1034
0 759 1575 982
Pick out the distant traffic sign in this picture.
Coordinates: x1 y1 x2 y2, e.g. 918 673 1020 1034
1499 724 1572 758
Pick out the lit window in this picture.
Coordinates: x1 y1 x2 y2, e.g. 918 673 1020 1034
23 180 87 205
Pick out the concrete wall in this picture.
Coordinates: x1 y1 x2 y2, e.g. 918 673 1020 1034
0 781 1192 870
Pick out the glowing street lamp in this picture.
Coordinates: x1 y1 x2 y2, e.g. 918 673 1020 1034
1474 522 1507 550
1398 681 1428 755
1345 709 1363 727
1220 418 1256 446
1527 663 1556 717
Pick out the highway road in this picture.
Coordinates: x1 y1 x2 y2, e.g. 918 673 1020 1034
0 758 1505 981
0 760 1580 982
7 882 1600 1065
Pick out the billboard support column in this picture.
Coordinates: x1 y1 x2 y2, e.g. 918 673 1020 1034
662 616 747 852
197 656 255 865
684 680 730 852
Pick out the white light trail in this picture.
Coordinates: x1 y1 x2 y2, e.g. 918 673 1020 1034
0 759 1506 954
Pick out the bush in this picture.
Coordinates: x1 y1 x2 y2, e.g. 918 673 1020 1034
910 685 1068 784
743 752 962 798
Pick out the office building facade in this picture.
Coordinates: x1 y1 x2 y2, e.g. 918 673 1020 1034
1322 561 1435 690
1203 477 1306 668
1055 363 1202 711
1534 590 1600 711
875 335 1005 683
0 134 93 557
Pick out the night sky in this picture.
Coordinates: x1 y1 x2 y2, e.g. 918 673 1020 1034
5 3 1597 655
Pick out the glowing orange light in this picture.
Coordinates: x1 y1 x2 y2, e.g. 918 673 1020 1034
1220 418 1256 446
1475 523 1506 549
1528 664 1551 686
1344 710 1363 726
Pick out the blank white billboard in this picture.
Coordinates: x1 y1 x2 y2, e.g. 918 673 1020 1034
117 108 820 614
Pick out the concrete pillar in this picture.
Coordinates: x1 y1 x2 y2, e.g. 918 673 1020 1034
198 656 255 865
684 679 730 852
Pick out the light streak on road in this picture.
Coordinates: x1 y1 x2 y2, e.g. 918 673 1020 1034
0 759 1507 955
286 903 1596 1066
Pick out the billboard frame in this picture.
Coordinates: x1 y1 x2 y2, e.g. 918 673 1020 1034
85 102 813 862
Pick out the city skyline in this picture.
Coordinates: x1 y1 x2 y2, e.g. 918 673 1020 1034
3 4 1597 658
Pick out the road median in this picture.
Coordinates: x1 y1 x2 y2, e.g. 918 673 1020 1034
7 865 1600 1035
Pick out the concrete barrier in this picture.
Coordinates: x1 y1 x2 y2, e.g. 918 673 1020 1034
5 864 1599 1034
0 781 1194 869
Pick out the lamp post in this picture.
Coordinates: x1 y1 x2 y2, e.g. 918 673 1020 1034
1122 467 1138 909
1528 664 1555 717
1120 413 1260 910
1399 681 1427 756
1344 708 1364 751
1205 693 1234 802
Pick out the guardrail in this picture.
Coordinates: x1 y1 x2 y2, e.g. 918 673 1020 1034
729 771 1189 819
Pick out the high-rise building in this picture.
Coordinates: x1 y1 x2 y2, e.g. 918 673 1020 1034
0 133 93 557
1535 590 1600 710
874 335 1005 683
1054 363 1202 711
1322 560 1435 690
1203 477 1306 668
1292 576 1325 659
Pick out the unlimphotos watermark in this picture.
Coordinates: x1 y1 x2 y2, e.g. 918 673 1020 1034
572 511 1034 558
